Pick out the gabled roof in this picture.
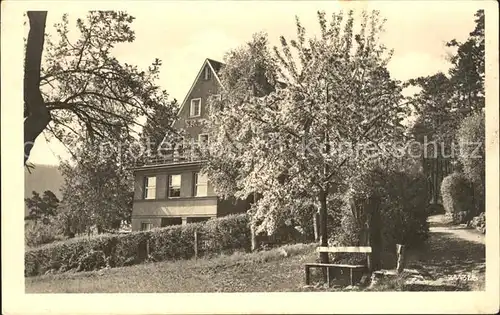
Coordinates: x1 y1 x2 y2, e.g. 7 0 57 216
207 58 224 75
175 58 224 119
158 58 286 148
158 58 225 148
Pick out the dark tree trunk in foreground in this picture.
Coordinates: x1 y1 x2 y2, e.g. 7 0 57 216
368 196 382 271
319 188 329 263
24 11 50 165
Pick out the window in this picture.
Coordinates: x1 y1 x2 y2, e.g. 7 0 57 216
194 172 208 197
190 98 201 117
141 222 152 231
144 176 156 199
161 217 182 227
198 134 209 144
168 174 181 198
203 65 212 80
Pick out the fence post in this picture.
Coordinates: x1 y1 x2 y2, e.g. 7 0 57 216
396 244 405 273
194 230 198 259
251 224 257 251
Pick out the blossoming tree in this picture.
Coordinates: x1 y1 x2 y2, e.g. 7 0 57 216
204 10 407 263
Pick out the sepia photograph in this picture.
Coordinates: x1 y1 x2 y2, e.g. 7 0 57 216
1 0 499 314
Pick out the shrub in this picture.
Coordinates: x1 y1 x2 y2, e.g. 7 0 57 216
441 172 474 223
201 214 252 253
149 224 198 261
113 231 150 266
25 221 60 247
25 233 116 276
331 167 430 268
456 112 485 214
468 212 486 234
77 250 106 271
380 171 430 248
25 213 253 277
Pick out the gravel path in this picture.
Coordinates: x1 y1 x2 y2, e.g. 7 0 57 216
404 214 486 290
428 214 485 244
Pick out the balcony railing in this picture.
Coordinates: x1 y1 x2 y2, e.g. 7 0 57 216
133 150 204 168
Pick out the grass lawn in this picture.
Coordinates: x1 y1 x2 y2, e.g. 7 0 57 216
26 243 325 293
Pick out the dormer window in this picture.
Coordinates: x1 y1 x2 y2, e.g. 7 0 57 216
190 98 201 117
203 65 212 80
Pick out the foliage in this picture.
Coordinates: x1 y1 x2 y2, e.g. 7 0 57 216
408 10 484 146
25 214 253 276
199 214 252 254
25 190 60 223
331 164 429 266
58 139 134 236
204 10 406 236
377 170 429 247
441 172 474 223
24 11 177 162
25 220 62 247
468 212 485 234
200 32 280 199
456 111 485 213
77 250 107 271
446 10 485 112
140 99 180 153
407 73 458 146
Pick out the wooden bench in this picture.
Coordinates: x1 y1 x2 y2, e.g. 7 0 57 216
304 246 372 287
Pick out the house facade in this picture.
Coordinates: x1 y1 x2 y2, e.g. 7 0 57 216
131 58 250 231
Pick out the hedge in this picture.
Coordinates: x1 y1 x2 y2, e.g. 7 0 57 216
330 167 430 268
25 221 61 248
25 213 252 277
441 172 474 223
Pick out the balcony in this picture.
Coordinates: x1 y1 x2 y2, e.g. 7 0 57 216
133 149 205 168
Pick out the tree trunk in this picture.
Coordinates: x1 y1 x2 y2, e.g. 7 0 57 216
251 192 258 251
319 189 329 264
24 11 50 165
313 211 320 242
368 196 382 271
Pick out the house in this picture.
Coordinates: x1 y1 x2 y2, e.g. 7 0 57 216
130 58 251 231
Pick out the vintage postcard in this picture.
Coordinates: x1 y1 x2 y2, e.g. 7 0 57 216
1 0 499 314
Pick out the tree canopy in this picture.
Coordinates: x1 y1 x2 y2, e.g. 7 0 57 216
407 9 485 147
58 138 134 235
24 190 60 223
24 11 178 164
203 10 408 262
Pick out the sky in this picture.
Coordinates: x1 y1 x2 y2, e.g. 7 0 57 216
26 0 482 166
